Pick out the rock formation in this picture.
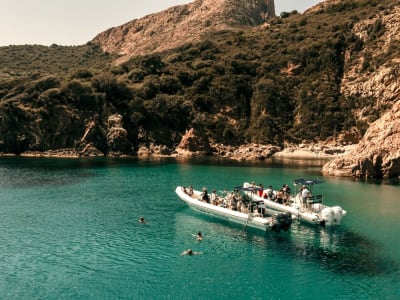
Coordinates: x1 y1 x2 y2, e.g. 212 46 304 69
322 100 400 179
340 6 400 119
321 5 400 179
92 0 275 62
106 114 132 154
176 127 212 156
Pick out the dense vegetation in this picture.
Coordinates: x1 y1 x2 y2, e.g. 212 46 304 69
0 0 399 154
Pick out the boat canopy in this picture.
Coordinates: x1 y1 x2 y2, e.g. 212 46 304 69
234 186 262 192
293 179 323 186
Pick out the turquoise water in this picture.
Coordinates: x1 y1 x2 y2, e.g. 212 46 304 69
0 157 399 299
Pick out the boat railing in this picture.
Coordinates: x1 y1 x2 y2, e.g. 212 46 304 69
306 194 323 212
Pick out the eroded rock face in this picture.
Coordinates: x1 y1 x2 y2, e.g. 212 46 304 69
77 114 133 156
340 6 400 121
106 114 132 153
322 101 400 179
176 127 212 155
92 0 275 63
319 5 400 179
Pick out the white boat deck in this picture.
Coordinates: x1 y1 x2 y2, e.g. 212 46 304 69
175 186 292 232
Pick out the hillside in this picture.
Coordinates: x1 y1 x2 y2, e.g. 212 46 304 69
92 0 276 63
1 0 400 178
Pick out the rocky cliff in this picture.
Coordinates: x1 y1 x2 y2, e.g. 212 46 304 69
322 100 400 179
322 5 400 179
2 0 400 179
92 0 275 62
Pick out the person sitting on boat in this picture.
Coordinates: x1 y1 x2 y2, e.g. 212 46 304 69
188 186 194 196
275 189 284 204
201 187 210 203
264 185 275 200
282 184 291 204
210 190 218 205
231 198 238 211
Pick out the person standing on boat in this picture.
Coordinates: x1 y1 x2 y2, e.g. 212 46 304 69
258 184 264 197
301 185 310 205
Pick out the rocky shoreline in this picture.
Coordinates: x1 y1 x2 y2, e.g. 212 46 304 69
0 142 355 161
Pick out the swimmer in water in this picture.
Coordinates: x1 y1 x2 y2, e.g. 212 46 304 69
192 231 203 241
138 216 147 224
181 249 202 256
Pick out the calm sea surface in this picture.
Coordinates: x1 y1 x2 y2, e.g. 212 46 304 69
0 157 399 299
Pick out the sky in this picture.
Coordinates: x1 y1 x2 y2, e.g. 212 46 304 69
0 0 322 46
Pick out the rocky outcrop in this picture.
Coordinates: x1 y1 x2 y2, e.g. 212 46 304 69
176 127 212 156
212 143 280 161
106 114 132 153
340 6 400 121
92 0 275 63
65 114 133 157
322 101 400 179
318 4 400 179
137 144 172 157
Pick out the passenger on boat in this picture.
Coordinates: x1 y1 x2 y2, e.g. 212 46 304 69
188 186 194 196
201 188 210 203
282 184 291 204
265 186 275 200
210 190 218 205
282 184 289 195
258 202 265 215
231 198 238 211
301 186 310 205
258 184 264 197
275 189 284 204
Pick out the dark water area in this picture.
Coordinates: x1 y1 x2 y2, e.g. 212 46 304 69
0 156 399 299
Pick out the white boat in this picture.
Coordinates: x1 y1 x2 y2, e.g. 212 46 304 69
175 186 293 233
242 179 347 227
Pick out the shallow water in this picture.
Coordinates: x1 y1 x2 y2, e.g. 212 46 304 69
0 157 399 299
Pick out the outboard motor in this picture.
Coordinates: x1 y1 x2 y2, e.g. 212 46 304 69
332 206 346 225
321 207 335 226
271 212 293 232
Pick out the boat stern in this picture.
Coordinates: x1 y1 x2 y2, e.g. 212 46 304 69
271 212 293 232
